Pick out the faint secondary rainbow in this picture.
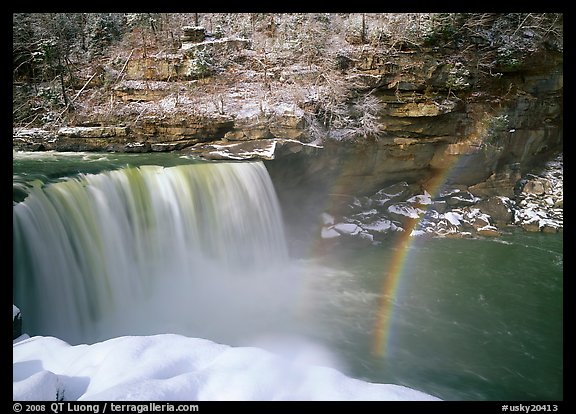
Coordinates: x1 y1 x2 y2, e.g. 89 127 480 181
371 154 466 359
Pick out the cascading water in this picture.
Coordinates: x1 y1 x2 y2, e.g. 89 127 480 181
13 161 294 345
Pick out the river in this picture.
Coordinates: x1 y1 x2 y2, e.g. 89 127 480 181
12 151 562 401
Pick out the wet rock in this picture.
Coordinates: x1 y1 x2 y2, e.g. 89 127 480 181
13 305 22 340
522 178 550 195
475 196 514 226
476 226 501 237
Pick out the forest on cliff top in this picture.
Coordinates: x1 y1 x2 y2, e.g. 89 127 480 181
13 13 563 138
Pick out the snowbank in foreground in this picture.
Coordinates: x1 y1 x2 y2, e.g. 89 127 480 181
13 334 441 401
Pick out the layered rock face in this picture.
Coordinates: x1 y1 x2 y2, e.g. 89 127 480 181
264 45 562 238
288 47 563 197
13 20 562 237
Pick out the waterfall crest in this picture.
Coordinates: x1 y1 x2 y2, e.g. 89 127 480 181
13 161 289 344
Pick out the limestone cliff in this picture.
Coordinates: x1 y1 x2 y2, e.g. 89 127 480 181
13 14 563 214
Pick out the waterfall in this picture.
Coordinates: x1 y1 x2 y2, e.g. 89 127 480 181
13 161 291 345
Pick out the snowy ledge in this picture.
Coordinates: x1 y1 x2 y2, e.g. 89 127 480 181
13 334 441 401
188 138 323 161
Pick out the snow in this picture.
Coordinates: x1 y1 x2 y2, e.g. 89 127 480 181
13 370 62 401
321 226 341 239
363 218 400 233
406 191 432 205
333 223 362 235
387 204 421 219
204 141 277 160
13 334 441 401
444 212 462 226
350 209 379 221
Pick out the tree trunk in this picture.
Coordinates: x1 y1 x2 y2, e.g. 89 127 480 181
58 56 69 108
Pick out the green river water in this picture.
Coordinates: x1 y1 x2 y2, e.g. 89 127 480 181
13 151 563 401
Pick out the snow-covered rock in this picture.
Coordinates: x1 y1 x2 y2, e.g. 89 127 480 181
318 153 562 245
13 305 22 340
13 334 442 401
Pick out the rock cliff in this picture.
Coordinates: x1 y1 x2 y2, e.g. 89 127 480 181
13 14 563 236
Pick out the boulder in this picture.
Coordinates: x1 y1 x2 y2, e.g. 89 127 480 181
181 26 206 43
475 196 514 226
13 305 22 340
522 178 551 195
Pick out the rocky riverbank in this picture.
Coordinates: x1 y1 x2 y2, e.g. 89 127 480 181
316 153 562 248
